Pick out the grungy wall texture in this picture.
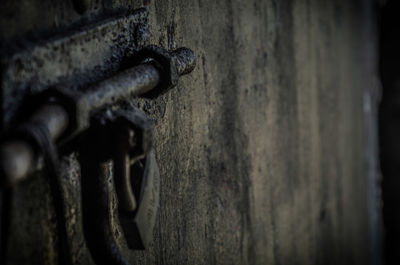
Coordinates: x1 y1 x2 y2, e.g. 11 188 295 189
0 0 377 265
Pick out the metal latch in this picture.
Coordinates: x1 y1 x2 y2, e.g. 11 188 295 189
79 105 161 265
0 8 196 265
0 45 195 186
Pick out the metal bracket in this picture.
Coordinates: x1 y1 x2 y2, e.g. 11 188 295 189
0 8 149 126
0 8 196 265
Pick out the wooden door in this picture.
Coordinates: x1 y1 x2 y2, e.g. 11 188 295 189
0 0 379 264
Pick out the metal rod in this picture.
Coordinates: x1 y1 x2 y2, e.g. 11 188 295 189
82 64 161 110
0 104 69 187
0 140 35 187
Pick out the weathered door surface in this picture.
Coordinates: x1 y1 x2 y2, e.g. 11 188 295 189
0 0 379 265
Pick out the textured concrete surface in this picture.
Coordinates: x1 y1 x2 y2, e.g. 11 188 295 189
0 0 376 264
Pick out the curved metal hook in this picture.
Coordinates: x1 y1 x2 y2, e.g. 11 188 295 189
79 147 130 265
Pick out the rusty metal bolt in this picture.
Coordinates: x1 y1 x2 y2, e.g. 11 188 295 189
132 45 196 97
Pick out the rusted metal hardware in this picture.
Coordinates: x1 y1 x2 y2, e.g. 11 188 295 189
0 8 150 126
51 46 195 138
0 43 194 263
0 104 69 186
132 45 197 97
111 109 155 213
111 109 160 250
79 106 160 265
0 46 195 188
0 8 195 265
